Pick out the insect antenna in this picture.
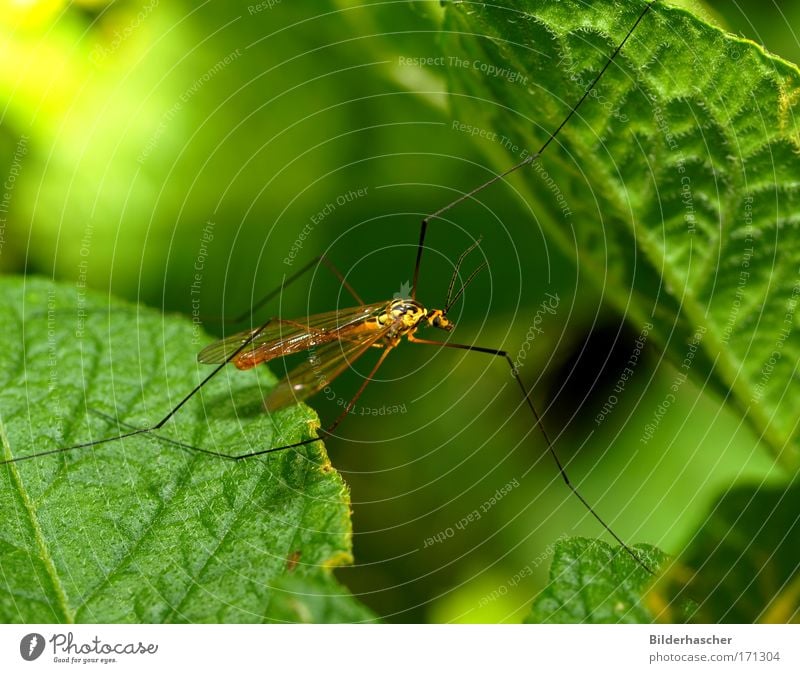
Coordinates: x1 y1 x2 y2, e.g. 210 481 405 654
445 261 487 315
443 235 483 307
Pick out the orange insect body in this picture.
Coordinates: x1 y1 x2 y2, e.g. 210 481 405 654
197 299 454 410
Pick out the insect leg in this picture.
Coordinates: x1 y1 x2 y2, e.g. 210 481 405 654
30 344 398 462
0 318 278 465
410 161 532 300
223 253 364 325
410 0 658 300
117 344 397 461
407 334 654 575
225 344 395 459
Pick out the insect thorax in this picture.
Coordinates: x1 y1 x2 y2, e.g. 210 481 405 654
378 298 427 335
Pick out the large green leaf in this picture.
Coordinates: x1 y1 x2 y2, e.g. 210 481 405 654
0 276 373 623
441 0 800 464
525 538 669 623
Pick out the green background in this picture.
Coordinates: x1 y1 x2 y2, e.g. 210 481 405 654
1 0 797 623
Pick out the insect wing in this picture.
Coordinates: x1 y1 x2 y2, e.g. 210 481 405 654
197 302 386 369
265 325 391 410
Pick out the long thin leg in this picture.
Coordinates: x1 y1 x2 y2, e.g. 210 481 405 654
0 318 280 465
3 254 367 465
224 253 364 324
407 333 653 575
410 0 658 299
84 346 396 462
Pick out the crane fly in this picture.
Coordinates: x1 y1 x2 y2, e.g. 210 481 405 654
195 237 479 411
200 299 455 410
2 1 659 574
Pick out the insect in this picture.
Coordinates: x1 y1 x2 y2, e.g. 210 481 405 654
3 1 659 574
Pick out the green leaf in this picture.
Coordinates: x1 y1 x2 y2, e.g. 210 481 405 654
442 0 800 464
0 276 374 623
266 574 377 624
525 538 668 623
651 481 800 623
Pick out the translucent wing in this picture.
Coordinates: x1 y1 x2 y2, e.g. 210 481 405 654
265 325 392 411
197 302 387 370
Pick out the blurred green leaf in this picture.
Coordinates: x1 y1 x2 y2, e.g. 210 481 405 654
442 0 800 464
652 482 800 623
0 276 373 623
525 538 668 623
